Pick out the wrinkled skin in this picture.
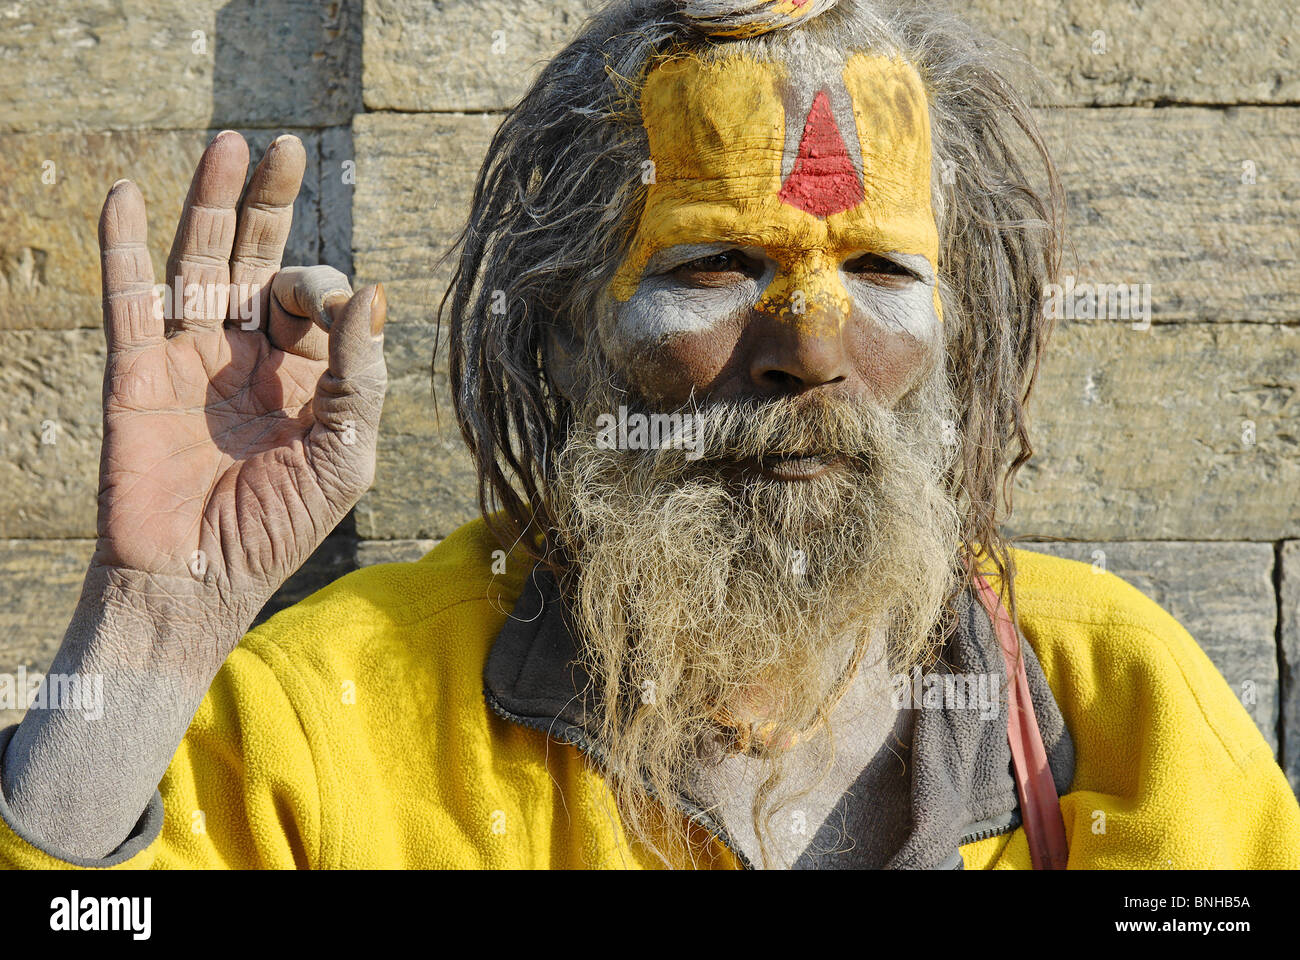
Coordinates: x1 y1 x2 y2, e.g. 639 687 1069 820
1 131 387 857
93 131 386 663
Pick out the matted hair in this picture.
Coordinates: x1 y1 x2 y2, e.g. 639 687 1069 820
438 0 1063 611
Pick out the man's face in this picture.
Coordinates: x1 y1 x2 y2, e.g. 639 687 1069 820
599 50 942 435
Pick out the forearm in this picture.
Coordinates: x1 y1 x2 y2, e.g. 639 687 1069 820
0 565 248 860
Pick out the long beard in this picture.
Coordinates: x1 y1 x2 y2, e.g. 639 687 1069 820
548 363 963 867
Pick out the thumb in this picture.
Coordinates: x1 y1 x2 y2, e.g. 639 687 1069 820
304 283 387 507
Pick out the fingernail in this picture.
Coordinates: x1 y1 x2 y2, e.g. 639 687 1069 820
370 283 387 336
323 290 350 325
273 133 298 147
110 178 131 192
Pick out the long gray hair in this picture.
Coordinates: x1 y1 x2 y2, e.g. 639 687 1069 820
439 0 1063 609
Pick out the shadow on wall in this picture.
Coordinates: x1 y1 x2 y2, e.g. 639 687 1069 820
211 0 361 133
210 0 366 625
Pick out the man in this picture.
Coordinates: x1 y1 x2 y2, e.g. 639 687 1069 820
1 0 1296 869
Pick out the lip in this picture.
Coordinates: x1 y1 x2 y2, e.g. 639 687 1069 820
750 452 842 481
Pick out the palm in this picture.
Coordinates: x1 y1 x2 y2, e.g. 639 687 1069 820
101 328 318 579
95 131 385 615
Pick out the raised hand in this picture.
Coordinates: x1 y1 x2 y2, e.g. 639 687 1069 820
94 130 386 661
0 131 386 860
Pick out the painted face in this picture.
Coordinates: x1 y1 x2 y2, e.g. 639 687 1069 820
600 51 942 409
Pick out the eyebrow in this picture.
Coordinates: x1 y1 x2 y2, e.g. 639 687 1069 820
639 241 936 283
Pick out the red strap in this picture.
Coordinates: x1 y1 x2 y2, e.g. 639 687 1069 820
972 573 1070 870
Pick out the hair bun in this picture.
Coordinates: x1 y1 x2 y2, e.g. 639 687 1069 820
676 0 841 38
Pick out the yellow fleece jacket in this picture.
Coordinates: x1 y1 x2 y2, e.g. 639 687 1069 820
1 516 1297 869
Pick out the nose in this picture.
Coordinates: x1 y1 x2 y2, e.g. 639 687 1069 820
748 316 853 395
745 255 858 397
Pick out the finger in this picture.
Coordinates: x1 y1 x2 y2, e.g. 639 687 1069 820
99 179 162 352
267 265 351 360
229 134 306 332
304 284 388 507
326 283 387 381
164 130 249 333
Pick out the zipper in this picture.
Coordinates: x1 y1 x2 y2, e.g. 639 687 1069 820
484 687 756 870
956 809 1020 847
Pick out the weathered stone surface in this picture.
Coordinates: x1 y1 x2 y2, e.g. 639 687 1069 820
352 323 480 540
362 0 602 113
0 330 104 538
362 0 1297 112
350 112 501 326
1038 107 1300 324
964 1 1299 107
0 129 321 331
0 539 93 729
350 108 1299 328
356 539 441 566
1011 323 1300 541
1024 541 1279 752
0 0 361 132
1279 542 1300 795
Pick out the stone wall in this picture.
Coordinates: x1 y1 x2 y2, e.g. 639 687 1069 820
1 1 1297 795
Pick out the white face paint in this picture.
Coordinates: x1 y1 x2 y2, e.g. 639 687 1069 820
612 243 775 344
605 244 941 370
839 251 942 342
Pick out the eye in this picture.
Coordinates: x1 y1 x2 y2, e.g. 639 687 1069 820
844 253 920 287
670 250 761 285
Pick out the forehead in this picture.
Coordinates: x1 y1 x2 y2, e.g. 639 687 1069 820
611 50 937 298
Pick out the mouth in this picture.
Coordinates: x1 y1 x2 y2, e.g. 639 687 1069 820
749 452 844 481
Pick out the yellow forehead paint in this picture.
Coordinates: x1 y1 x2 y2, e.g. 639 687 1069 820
612 50 942 332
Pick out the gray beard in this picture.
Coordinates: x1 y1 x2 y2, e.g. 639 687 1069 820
546 362 965 865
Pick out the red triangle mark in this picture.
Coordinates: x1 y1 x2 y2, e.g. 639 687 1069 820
777 89 864 218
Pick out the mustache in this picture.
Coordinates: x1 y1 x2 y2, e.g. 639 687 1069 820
575 392 914 469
